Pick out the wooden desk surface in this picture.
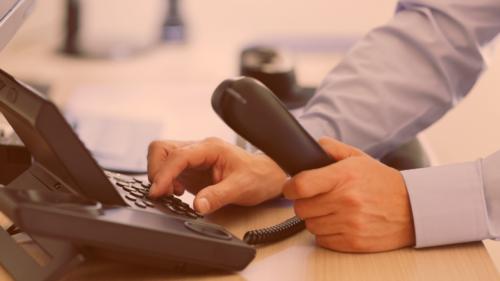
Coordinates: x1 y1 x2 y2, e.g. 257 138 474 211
1 197 499 281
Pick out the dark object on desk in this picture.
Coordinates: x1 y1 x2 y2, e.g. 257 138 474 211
162 0 186 42
240 46 315 109
0 144 30 185
0 68 255 280
381 138 431 170
0 81 50 184
62 0 81 55
212 77 334 244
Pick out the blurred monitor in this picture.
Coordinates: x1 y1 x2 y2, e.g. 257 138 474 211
0 0 34 141
0 0 34 52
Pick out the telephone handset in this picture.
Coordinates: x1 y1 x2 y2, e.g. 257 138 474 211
211 77 334 244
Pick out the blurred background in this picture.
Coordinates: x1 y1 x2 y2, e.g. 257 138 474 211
1 0 500 269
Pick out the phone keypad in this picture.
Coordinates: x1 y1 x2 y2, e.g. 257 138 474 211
105 172 203 219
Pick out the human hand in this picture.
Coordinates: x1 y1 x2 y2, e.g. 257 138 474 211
147 137 287 214
283 137 415 252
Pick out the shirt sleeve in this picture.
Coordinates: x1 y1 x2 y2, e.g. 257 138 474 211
295 0 500 248
402 161 491 247
298 0 500 159
403 149 500 247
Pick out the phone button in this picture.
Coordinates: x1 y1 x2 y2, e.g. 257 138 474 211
184 221 232 240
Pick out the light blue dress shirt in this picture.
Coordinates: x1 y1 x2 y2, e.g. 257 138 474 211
298 0 500 247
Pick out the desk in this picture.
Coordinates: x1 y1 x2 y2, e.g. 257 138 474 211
1 0 500 279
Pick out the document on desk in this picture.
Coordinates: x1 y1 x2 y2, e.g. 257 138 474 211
63 83 234 173
66 112 163 172
64 86 165 173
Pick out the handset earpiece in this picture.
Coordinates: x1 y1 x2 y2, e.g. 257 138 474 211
211 77 333 176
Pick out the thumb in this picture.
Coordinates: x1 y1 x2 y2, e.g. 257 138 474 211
193 179 240 214
318 137 364 161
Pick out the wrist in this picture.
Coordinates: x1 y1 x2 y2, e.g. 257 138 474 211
253 152 288 199
400 171 416 247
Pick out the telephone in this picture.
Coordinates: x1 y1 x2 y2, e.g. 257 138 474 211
0 69 255 281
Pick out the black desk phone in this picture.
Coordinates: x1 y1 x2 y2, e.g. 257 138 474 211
0 69 254 281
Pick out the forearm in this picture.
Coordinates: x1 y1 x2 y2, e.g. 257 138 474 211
299 0 500 158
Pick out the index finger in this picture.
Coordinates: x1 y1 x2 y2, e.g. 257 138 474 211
147 140 193 181
148 142 223 197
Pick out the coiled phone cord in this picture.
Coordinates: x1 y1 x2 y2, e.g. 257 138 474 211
243 216 305 245
6 224 21 235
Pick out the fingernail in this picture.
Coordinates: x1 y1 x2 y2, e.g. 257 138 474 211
196 198 210 214
174 187 185 196
173 182 185 196
149 183 158 197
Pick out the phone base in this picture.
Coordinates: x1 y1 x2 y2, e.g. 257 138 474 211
0 165 84 281
0 229 84 281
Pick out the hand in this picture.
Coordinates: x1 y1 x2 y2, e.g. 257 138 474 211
147 137 287 214
283 137 415 252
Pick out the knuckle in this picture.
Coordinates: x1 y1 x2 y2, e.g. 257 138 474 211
203 137 223 146
343 190 363 209
202 137 227 153
343 168 359 181
148 140 160 148
168 148 181 159
292 174 311 197
147 140 163 154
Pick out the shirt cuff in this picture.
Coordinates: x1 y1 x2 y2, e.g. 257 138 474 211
402 161 491 248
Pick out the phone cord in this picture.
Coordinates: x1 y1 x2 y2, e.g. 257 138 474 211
243 216 305 245
6 224 21 235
